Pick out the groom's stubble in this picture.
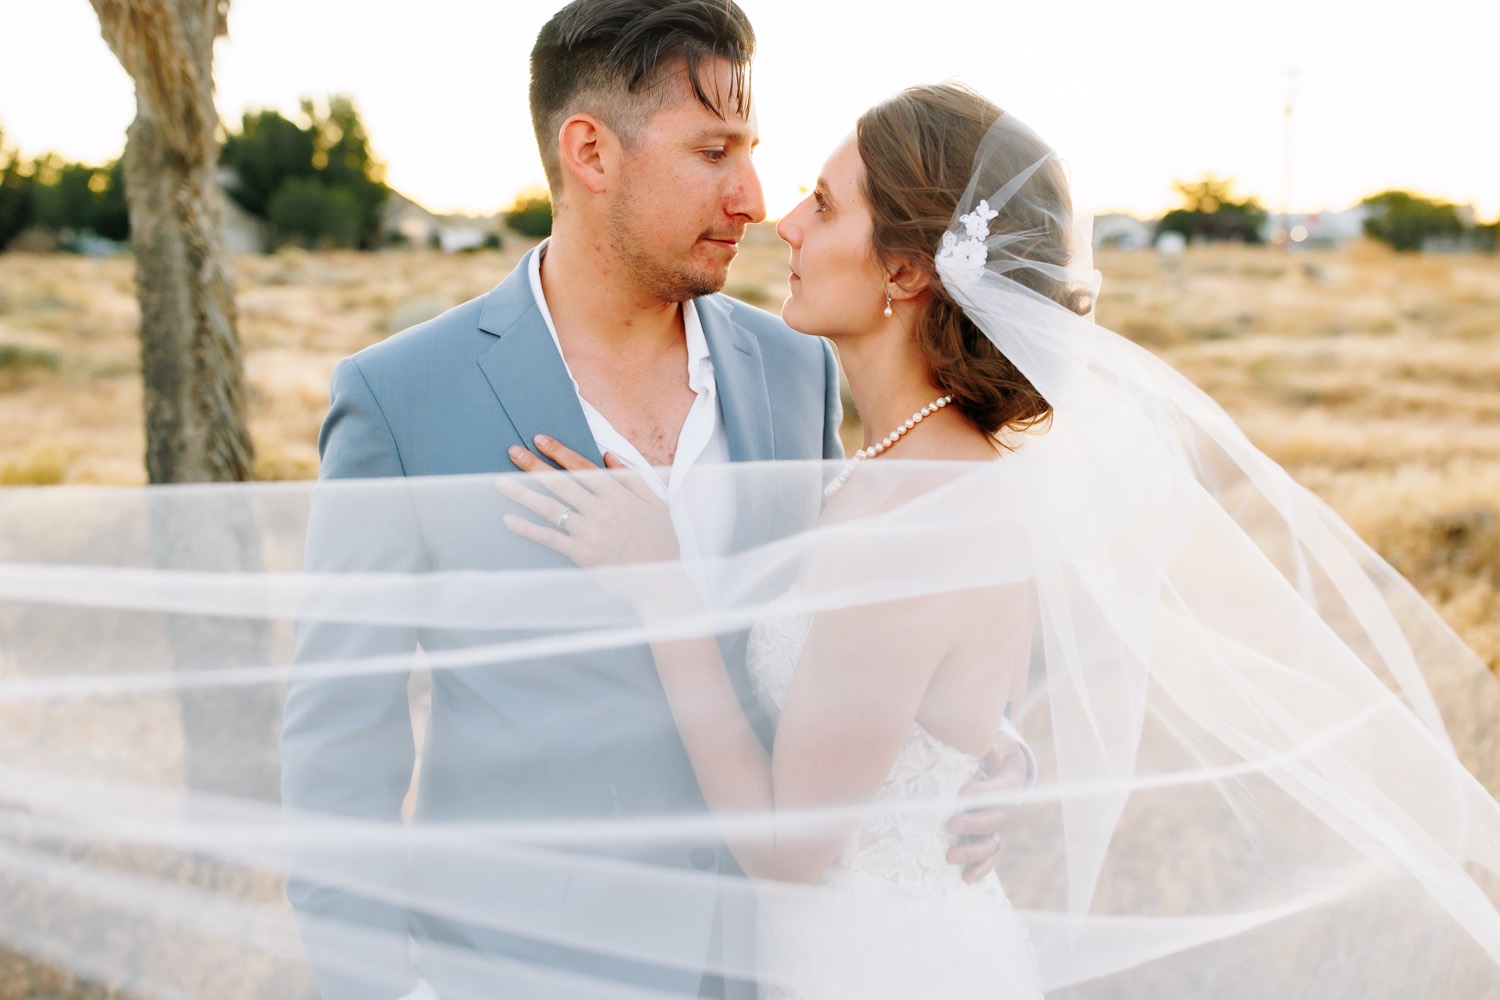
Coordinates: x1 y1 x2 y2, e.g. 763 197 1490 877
605 180 739 303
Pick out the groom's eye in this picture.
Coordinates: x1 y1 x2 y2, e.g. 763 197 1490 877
702 149 727 163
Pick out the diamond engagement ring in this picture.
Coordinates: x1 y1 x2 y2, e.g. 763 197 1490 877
555 505 576 530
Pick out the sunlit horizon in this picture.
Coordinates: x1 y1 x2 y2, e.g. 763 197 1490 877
2 0 1497 223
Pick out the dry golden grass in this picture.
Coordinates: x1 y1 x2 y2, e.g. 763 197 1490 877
5 232 1494 665
3 231 1496 670
1 228 1498 997
2 233 1497 677
1093 241 1500 680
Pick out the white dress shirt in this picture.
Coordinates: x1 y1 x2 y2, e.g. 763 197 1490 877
528 244 735 563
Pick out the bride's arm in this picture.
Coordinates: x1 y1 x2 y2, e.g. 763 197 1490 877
497 438 953 884
634 578 950 884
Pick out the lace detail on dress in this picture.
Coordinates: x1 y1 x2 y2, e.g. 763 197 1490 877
745 587 1043 999
748 586 985 892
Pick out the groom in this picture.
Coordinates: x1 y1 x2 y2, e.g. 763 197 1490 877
282 1 1009 997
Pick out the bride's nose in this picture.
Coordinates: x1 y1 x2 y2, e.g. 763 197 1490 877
776 196 809 247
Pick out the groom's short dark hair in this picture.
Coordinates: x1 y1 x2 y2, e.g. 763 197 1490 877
530 0 755 191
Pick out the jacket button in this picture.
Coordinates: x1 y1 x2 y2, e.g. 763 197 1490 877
690 845 717 870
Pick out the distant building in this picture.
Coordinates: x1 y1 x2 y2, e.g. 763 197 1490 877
384 190 441 247
436 226 489 253
1093 204 1391 254
1092 213 1154 251
383 190 501 251
213 176 504 254
216 171 269 255
1424 204 1481 253
1266 206 1369 249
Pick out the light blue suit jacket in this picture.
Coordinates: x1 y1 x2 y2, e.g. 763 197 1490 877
282 249 844 999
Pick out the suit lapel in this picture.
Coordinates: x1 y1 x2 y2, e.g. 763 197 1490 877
475 250 604 468
697 297 782 742
698 296 773 463
698 296 784 558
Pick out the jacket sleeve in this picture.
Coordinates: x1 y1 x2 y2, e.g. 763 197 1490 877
819 338 846 461
281 356 425 999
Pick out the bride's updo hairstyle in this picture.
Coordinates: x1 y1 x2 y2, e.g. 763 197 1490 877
857 83 1087 437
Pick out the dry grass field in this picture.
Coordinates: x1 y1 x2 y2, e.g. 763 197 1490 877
1094 241 1500 677
1 225 1495 673
1 226 1498 994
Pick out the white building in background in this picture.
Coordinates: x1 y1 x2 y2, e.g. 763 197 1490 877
1092 213 1155 251
1266 205 1370 249
1090 200 1488 254
382 191 501 251
435 226 488 253
215 167 269 254
214 171 502 253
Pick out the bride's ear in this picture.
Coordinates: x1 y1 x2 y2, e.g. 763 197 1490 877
887 259 932 303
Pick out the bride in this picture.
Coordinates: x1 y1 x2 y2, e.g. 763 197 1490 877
500 80 1500 999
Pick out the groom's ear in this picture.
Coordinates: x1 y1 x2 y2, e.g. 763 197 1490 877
558 114 615 196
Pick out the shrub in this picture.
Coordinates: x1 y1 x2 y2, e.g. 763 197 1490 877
0 135 36 252
0 342 63 373
1156 176 1268 246
1360 191 1464 253
268 178 362 249
505 188 552 238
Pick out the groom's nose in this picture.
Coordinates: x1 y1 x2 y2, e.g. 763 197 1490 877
725 160 766 224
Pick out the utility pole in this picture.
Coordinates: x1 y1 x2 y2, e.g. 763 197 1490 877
1280 68 1297 250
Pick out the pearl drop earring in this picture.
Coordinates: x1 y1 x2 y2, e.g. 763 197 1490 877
883 287 893 318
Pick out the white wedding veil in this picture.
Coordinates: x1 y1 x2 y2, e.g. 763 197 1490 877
2 109 1499 999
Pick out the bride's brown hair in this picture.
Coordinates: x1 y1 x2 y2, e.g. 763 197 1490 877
856 83 1088 437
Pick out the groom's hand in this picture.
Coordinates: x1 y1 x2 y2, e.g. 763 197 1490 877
945 740 1029 883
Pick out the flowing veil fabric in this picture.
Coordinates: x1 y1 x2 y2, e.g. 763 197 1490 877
3 113 1500 999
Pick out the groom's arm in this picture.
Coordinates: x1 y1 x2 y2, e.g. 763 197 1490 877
819 338 845 461
282 356 426 999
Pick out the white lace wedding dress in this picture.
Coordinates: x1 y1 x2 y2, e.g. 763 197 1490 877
745 588 1043 1000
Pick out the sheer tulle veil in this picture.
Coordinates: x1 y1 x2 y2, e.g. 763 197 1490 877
2 109 1499 999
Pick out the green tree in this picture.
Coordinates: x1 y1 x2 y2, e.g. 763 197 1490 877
1477 220 1497 255
1156 175 1268 245
219 108 316 218
311 96 388 248
219 97 388 250
32 155 93 231
505 186 553 238
0 126 36 251
93 158 131 241
268 177 362 249
30 155 129 242
1360 190 1465 253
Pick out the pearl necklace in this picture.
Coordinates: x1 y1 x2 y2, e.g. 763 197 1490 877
824 394 953 499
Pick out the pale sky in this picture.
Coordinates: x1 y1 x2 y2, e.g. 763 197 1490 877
1 0 1496 221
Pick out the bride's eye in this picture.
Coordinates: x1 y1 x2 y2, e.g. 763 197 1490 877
813 191 829 214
